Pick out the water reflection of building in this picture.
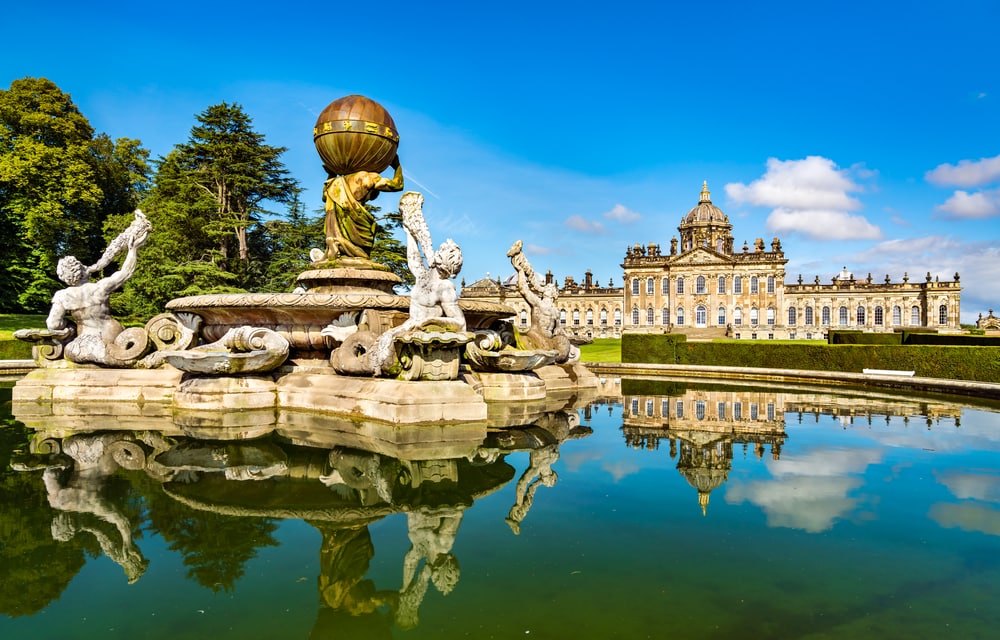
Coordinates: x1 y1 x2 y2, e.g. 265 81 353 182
622 386 788 515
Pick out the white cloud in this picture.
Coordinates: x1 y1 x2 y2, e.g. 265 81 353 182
525 243 555 255
564 215 606 234
935 189 1000 219
766 208 881 240
602 204 641 224
726 156 879 241
925 154 1000 187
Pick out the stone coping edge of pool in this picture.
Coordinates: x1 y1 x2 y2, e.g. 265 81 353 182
583 362 1000 401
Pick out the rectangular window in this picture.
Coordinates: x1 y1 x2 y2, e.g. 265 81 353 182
734 277 743 294
718 277 726 294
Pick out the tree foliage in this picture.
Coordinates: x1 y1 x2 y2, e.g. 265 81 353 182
0 77 149 312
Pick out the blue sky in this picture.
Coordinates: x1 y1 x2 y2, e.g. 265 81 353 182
4 1 999 321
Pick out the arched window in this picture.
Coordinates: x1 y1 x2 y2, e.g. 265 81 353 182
874 306 883 326
750 307 759 325
586 309 594 325
661 277 669 295
696 276 706 294
911 306 920 325
631 279 639 295
717 306 726 325
767 307 775 325
821 306 831 325
560 309 567 325
734 307 743 326
939 304 948 325
839 306 849 326
750 276 759 294
676 277 685 294
646 278 654 295
573 309 580 325
676 307 685 325
805 306 814 325
767 276 775 293
718 276 726 294
856 306 866 325
631 307 639 325
662 307 670 324
519 309 527 325
600 309 608 326
647 307 654 325
892 305 901 326
788 307 797 325
696 305 707 326
734 276 743 294
717 238 725 252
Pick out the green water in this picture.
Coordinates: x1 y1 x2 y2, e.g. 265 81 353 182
1 381 999 639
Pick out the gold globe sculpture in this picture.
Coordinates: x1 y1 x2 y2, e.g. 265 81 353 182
313 95 399 176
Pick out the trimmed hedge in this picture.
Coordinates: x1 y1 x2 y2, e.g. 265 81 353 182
622 333 1000 382
622 333 686 365
828 330 902 345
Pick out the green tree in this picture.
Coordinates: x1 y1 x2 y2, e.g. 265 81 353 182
370 206 415 289
0 77 149 312
174 102 297 274
258 188 324 292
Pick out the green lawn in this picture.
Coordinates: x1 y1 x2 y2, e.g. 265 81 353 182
0 314 46 340
579 338 621 363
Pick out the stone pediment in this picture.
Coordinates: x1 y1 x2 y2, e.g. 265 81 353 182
670 248 732 267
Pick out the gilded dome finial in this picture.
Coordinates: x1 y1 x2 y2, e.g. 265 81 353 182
699 181 711 204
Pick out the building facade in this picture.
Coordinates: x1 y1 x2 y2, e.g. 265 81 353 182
462 182 962 340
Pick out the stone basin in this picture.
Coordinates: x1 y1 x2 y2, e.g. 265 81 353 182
166 292 516 355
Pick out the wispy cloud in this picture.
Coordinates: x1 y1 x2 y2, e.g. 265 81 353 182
603 204 641 224
925 154 1000 187
564 214 607 234
725 156 880 240
935 189 1000 219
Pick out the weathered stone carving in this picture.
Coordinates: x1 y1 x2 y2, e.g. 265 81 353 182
158 326 289 374
507 239 580 363
22 210 153 367
331 192 474 379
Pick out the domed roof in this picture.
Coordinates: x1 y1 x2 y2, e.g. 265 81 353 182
683 181 729 224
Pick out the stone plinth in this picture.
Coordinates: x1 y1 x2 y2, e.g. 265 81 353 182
276 371 488 425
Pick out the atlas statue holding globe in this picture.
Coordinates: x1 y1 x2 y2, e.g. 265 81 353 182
313 95 405 263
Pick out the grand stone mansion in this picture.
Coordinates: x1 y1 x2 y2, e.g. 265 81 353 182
461 182 962 340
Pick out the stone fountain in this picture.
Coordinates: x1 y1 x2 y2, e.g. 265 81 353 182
13 94 597 435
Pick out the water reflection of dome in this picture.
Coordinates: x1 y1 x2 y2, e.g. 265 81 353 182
675 434 732 516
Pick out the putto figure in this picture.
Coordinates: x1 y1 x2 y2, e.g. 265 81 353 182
46 210 152 367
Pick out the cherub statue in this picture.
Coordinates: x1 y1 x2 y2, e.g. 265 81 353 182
47 210 152 367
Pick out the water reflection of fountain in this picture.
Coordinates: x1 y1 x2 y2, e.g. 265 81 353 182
11 405 589 631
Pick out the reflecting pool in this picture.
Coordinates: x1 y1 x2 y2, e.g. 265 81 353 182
2 378 999 639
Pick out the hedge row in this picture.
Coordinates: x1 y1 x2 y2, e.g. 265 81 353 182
622 334 1000 382
828 330 1000 346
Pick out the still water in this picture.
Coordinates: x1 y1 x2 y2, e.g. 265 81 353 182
2 378 999 639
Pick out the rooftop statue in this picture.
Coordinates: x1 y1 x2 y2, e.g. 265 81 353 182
40 210 152 367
